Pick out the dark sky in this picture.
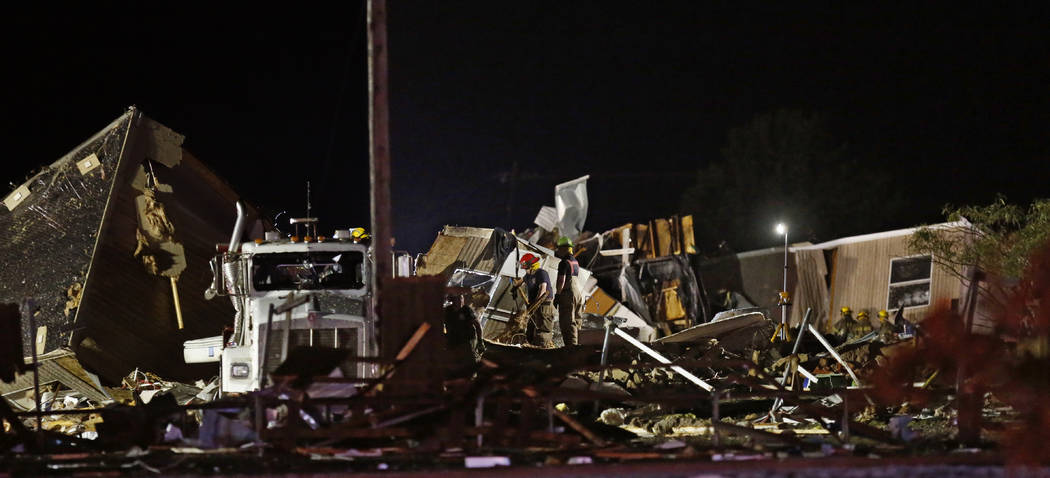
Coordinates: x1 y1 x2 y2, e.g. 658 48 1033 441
5 3 1050 253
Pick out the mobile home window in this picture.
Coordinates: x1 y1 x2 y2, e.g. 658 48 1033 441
887 255 932 309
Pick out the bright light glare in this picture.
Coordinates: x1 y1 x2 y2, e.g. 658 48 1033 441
775 223 787 235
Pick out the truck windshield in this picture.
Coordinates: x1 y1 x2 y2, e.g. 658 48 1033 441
252 251 365 291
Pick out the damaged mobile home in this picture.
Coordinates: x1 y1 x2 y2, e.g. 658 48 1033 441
0 108 259 385
699 220 977 332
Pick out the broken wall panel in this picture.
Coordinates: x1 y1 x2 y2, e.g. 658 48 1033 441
791 248 830 329
0 108 259 383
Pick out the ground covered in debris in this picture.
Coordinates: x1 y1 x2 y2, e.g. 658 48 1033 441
2 312 1045 476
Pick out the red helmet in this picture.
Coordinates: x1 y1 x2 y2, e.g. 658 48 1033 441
518 253 540 269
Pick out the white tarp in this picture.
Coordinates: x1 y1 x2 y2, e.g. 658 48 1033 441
555 175 589 239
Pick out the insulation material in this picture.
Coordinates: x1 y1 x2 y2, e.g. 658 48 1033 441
64 282 83 317
133 189 186 278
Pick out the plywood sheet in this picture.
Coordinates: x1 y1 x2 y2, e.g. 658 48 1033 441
681 215 696 254
582 287 617 316
654 218 672 257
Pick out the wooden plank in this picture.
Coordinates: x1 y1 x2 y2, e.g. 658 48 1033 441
581 287 617 316
654 218 673 257
681 215 696 254
633 224 650 259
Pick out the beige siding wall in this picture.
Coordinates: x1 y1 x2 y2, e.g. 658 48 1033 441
828 235 961 328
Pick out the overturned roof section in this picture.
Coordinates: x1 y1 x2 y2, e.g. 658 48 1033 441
417 226 508 277
0 107 258 383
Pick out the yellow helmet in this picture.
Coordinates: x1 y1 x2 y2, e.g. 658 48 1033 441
351 227 370 241
878 309 889 318
857 310 869 319
840 306 851 315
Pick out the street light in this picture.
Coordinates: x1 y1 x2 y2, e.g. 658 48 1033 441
775 223 788 340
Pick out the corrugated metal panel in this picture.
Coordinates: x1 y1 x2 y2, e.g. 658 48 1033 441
0 350 109 404
418 226 496 276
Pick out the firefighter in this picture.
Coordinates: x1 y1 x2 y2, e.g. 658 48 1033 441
877 309 896 342
518 253 555 348
554 237 582 346
350 227 371 244
837 306 855 341
855 310 873 336
444 290 485 377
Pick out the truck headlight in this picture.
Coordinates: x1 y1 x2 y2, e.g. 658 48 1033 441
230 362 250 378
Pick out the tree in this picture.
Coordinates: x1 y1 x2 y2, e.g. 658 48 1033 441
909 197 1050 307
681 109 897 253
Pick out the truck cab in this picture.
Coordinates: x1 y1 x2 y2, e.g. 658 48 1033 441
185 210 376 394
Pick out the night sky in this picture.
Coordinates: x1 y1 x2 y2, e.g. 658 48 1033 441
5 4 1050 253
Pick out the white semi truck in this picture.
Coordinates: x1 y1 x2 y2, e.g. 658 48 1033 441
184 202 377 394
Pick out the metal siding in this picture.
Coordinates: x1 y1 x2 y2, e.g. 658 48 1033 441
829 235 962 328
791 249 830 329
417 226 497 277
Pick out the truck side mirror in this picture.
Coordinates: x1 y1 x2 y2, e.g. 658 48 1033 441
205 256 227 299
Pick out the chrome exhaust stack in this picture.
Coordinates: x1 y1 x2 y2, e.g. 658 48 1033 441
229 201 247 253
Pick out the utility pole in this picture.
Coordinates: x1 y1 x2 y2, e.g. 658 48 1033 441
368 0 392 287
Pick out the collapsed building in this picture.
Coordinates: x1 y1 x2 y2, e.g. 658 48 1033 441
0 107 259 390
416 225 655 344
